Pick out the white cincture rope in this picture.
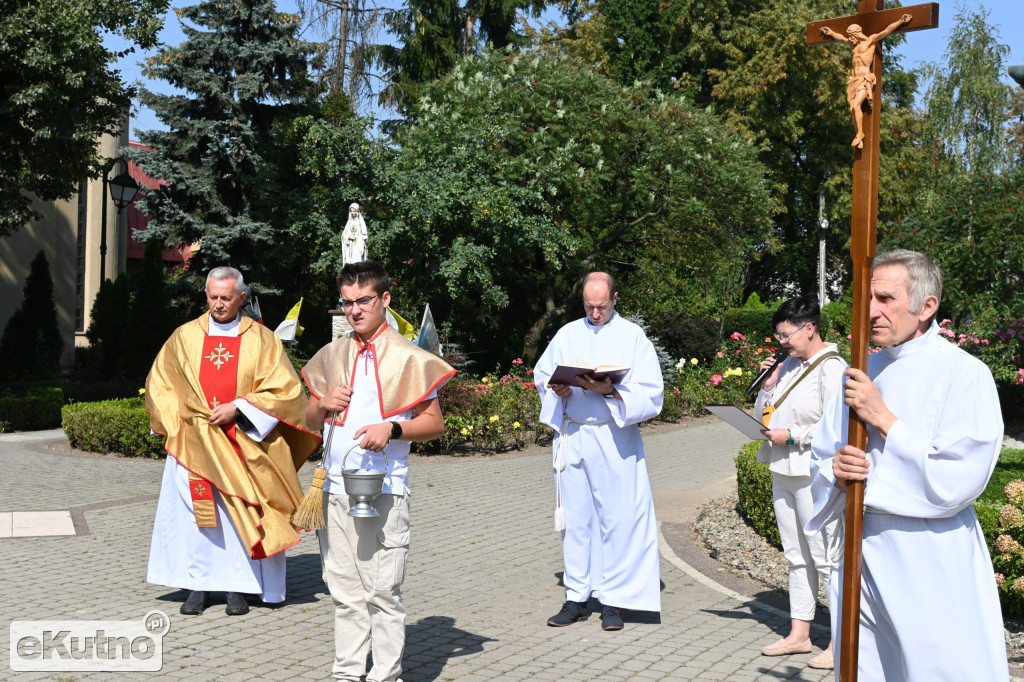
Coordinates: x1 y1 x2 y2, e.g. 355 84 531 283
553 413 613 533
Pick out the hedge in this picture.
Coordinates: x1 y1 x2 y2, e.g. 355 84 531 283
735 440 781 548
737 439 1024 617
722 309 775 341
62 397 164 458
0 385 63 431
650 315 722 364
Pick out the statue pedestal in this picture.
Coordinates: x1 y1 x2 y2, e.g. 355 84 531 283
329 309 352 339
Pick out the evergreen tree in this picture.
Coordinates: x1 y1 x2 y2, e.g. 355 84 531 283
121 240 177 379
595 0 684 90
0 251 64 382
124 0 318 289
85 274 132 377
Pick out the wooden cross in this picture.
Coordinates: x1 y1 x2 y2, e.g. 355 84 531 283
806 3 938 681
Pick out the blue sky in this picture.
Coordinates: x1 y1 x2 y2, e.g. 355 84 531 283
111 0 1024 137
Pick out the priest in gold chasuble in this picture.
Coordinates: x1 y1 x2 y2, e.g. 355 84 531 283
145 267 321 616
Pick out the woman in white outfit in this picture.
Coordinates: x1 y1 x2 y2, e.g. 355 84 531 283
754 295 845 670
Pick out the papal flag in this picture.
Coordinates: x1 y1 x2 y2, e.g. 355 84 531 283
273 298 304 341
414 304 440 353
385 307 419 340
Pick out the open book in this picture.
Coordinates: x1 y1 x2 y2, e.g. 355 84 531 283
548 363 630 387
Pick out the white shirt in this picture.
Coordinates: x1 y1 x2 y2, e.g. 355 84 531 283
754 343 845 477
321 346 436 496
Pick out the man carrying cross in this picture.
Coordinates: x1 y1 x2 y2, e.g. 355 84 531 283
806 249 1009 681
820 13 911 149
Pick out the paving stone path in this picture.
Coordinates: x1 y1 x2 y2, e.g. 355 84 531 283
0 420 1007 681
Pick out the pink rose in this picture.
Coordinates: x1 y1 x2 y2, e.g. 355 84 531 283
711 374 723 386
730 331 746 341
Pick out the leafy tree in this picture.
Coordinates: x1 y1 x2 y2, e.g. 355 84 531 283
376 47 776 366
371 0 547 118
921 3 1012 176
0 251 64 382
883 168 1024 325
125 0 318 290
259 109 381 355
1006 86 1024 168
707 0 934 301
548 0 761 104
549 0 932 304
0 0 168 235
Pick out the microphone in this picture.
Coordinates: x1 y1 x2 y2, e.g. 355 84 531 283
745 347 789 396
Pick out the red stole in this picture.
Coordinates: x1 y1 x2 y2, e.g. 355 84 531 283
189 335 243 530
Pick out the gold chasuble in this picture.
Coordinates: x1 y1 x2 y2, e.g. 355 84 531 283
146 315 322 560
302 324 456 425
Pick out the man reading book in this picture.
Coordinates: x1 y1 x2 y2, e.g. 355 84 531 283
533 272 664 631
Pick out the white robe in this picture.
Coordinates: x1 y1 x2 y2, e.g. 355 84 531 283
534 312 664 612
147 315 288 602
807 322 1008 681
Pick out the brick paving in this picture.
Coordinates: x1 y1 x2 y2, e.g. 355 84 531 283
0 420 1010 681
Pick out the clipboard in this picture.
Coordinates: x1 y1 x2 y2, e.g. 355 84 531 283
704 404 770 441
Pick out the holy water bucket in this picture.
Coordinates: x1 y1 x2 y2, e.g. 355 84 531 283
341 444 389 518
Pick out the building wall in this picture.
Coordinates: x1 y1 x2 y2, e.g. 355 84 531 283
0 127 131 366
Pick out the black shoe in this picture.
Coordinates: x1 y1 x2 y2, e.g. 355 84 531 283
225 592 250 616
600 605 624 631
179 590 208 615
547 600 589 627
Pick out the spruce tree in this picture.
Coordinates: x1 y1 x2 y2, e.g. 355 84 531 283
0 251 64 382
125 0 317 287
121 239 176 379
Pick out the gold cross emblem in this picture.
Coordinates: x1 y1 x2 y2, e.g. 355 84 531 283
205 343 234 369
192 482 208 497
210 397 221 409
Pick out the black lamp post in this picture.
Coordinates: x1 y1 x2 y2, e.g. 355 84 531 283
99 160 141 281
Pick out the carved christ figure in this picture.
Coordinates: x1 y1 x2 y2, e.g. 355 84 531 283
821 13 912 148
341 202 368 266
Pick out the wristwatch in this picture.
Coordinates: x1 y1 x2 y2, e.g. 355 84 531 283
786 429 795 447
390 421 403 441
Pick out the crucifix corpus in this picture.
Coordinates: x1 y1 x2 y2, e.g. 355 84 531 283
806 2 938 680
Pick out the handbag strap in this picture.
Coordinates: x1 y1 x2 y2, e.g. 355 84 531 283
770 351 841 411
